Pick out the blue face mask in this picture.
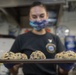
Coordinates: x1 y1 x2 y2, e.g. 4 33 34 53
29 20 48 31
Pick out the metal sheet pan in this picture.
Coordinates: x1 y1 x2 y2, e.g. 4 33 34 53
0 59 76 63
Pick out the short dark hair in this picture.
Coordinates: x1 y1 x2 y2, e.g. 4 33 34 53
29 1 47 12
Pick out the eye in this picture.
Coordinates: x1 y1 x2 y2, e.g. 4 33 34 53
40 14 44 18
32 15 37 19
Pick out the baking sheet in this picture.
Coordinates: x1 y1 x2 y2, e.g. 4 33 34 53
0 59 76 63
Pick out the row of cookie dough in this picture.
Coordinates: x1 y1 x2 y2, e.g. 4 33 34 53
55 50 76 59
1 50 46 60
1 52 28 60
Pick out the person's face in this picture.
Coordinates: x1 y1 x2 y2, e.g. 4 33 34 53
29 6 48 21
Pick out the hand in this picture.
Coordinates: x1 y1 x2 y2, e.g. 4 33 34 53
59 68 69 75
58 63 74 71
8 64 23 75
9 66 18 75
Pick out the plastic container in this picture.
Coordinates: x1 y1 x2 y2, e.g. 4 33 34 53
65 35 76 52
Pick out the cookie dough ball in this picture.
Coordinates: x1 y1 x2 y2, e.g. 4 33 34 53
66 50 75 55
15 53 28 59
6 55 17 60
55 53 64 59
65 51 76 59
1 52 9 59
15 53 22 59
30 50 46 59
8 52 15 56
21 53 28 59
1 51 15 59
55 50 76 59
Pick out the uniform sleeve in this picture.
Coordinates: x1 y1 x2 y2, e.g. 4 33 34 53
56 36 65 53
4 35 22 69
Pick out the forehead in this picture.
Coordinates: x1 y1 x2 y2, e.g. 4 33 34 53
30 6 46 15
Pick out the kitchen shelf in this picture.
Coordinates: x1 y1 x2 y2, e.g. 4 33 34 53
0 59 76 63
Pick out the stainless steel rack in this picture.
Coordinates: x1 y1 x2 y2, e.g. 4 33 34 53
0 59 76 63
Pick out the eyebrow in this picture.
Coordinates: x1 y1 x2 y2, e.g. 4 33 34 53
32 13 45 16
